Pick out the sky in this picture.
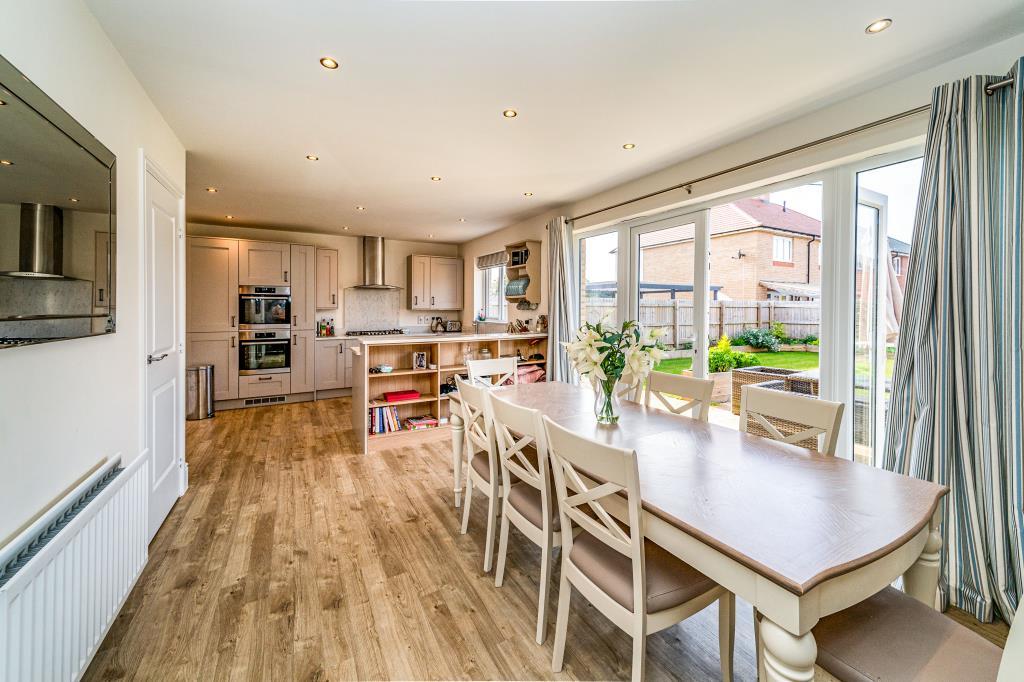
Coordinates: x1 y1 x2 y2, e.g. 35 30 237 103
581 156 923 284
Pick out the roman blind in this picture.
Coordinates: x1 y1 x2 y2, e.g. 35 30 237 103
476 251 508 270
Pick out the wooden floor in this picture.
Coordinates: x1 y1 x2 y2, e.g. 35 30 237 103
84 398 1006 681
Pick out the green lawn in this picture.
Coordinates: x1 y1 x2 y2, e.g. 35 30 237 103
655 351 820 375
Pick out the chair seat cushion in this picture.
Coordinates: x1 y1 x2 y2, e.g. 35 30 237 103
813 587 1002 682
470 451 492 480
568 532 716 614
507 484 559 531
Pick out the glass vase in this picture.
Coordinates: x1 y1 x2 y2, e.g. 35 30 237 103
593 377 620 425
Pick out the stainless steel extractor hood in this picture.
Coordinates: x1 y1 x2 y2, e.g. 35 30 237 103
4 204 64 278
355 236 399 289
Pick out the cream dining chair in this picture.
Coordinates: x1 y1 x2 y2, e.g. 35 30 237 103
467 357 517 387
488 392 561 644
739 384 844 455
456 376 505 572
740 383 844 679
642 371 715 422
542 416 734 682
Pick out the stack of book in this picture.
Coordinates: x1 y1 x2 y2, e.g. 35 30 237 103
405 415 439 431
369 405 402 435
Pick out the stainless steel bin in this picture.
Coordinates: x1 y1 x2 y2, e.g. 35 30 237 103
186 365 215 420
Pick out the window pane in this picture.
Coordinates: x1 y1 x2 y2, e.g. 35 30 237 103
636 221 696 352
854 157 922 466
580 232 618 326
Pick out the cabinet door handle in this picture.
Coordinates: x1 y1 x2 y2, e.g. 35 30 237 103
258 376 272 381
231 336 236 348
293 336 298 346
431 296 435 306
283 270 289 283
231 315 236 327
414 295 418 306
339 345 344 355
98 288 104 302
331 293 336 305
293 315 297 326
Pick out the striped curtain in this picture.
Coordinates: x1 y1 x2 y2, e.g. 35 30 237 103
546 216 577 383
883 58 1023 623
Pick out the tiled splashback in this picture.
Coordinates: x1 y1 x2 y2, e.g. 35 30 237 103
343 288 400 331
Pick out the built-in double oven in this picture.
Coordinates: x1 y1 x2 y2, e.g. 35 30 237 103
238 286 291 375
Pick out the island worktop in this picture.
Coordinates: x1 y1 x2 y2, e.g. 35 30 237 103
351 331 548 454
353 331 548 346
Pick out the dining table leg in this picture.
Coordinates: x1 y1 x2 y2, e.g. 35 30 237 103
902 508 942 608
450 410 465 507
759 617 816 682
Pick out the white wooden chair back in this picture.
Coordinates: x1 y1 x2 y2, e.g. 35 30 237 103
739 385 844 455
998 599 1024 680
489 393 547 493
616 382 641 403
542 416 646 614
455 376 497 479
467 357 517 387
643 371 714 421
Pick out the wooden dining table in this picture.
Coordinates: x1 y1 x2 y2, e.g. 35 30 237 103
451 381 948 681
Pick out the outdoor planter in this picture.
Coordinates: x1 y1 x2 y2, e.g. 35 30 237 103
731 366 802 414
709 371 732 403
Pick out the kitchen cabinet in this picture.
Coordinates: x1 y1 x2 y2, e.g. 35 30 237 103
186 331 239 400
430 257 463 310
290 330 315 393
407 255 463 310
187 237 238 333
316 248 339 310
315 338 351 390
93 231 115 308
290 245 315 329
239 240 291 286
239 374 291 399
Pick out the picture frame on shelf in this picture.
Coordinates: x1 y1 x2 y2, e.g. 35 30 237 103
412 351 428 370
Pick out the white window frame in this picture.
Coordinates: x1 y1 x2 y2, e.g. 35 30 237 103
477 265 507 322
891 255 902 275
772 235 794 263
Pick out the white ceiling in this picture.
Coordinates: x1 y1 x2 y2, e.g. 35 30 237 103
85 0 1023 242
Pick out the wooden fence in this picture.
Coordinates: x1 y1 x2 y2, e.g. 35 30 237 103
581 298 820 347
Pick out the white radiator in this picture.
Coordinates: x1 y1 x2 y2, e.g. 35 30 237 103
0 453 149 682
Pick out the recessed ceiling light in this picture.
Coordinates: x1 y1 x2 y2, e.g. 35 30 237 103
622 143 636 150
225 215 234 220
459 218 466 223
206 187 218 193
69 197 79 203
343 226 349 231
430 176 442 182
319 57 339 70
306 154 319 161
523 192 533 197
0 159 13 166
356 205 365 211
865 18 893 34
502 109 518 118
428 234 434 239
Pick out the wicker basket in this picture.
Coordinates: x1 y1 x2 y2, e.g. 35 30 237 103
741 379 819 449
784 372 820 396
731 367 801 415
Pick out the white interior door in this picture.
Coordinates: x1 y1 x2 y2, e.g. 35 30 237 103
145 165 185 542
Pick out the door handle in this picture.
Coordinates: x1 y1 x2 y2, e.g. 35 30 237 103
293 336 298 346
431 296 435 306
293 315 297 326
231 315 236 327
284 270 289 283
231 336 236 348
258 376 272 381
147 353 168 364
98 288 104 302
331 293 336 305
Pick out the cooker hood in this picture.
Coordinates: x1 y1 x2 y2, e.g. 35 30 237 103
355 236 399 289
3 204 64 278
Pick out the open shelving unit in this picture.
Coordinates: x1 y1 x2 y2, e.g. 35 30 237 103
352 333 549 453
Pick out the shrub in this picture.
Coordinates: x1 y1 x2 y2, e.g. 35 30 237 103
798 334 819 345
708 335 760 373
735 327 780 352
770 321 788 342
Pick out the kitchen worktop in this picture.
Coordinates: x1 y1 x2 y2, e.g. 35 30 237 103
353 331 547 346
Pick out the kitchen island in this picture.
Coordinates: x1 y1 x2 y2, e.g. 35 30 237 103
351 332 548 462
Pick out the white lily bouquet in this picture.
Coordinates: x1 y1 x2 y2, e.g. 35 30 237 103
564 319 666 424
